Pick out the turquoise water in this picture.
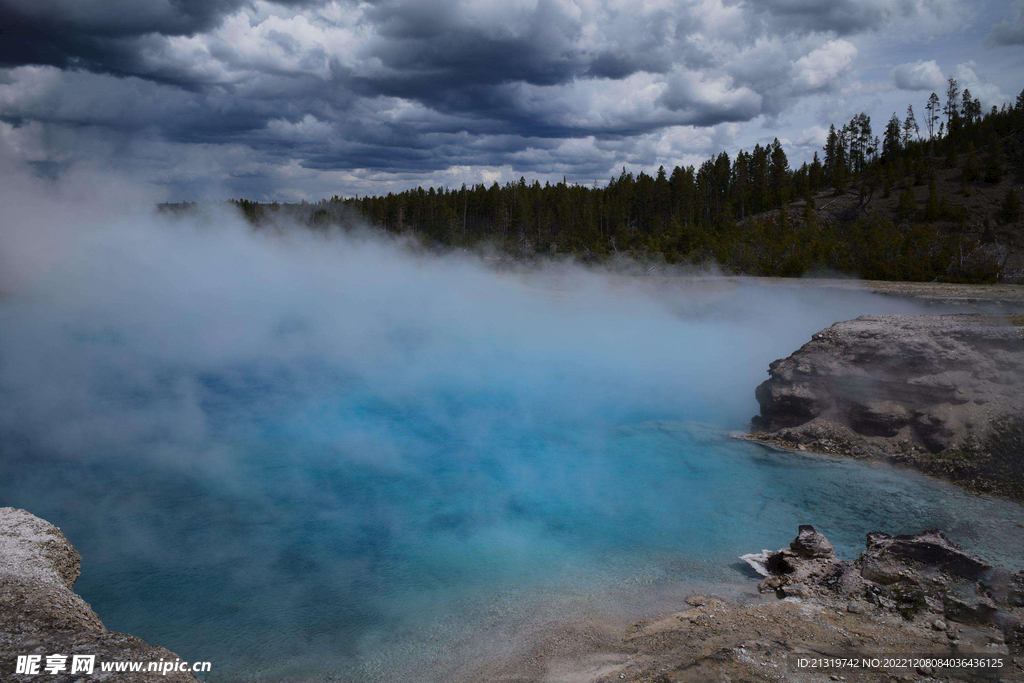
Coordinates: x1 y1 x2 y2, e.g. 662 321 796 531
2 227 1023 681
4 412 1024 682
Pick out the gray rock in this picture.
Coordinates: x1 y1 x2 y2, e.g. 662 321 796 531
750 314 1024 498
790 525 835 559
0 507 199 682
752 524 1024 642
781 583 811 598
861 530 991 581
849 401 910 437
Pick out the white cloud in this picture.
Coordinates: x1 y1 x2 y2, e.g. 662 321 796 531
793 40 857 92
952 62 1009 110
657 70 764 123
891 60 945 92
793 125 829 149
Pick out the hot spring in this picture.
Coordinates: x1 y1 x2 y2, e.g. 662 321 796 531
2 204 1024 682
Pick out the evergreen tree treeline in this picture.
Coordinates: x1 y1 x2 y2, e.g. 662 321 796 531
209 85 1024 282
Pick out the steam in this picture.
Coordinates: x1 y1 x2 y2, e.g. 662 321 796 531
0 159 937 470
4 159 998 682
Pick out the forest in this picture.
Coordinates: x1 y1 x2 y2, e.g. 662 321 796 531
176 80 1024 282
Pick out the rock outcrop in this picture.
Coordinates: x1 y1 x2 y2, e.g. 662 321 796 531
751 314 1024 498
0 507 200 682
757 526 1024 644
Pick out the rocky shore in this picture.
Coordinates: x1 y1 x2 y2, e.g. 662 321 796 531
459 525 1024 682
748 314 1024 499
4 508 1024 682
0 507 199 682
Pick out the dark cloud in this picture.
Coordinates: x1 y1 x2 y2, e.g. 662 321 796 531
988 2 1024 46
352 0 674 102
2 0 246 37
0 0 237 75
0 0 315 77
656 72 762 126
748 0 960 36
0 0 987 198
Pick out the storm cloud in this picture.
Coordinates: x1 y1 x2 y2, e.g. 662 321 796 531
0 0 1020 199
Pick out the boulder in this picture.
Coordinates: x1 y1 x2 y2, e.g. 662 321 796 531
860 530 991 582
790 525 835 559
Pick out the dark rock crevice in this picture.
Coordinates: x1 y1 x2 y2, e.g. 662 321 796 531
754 525 1024 641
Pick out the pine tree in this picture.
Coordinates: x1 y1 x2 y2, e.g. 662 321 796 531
925 93 941 139
809 151 824 191
823 125 840 185
960 89 982 123
902 105 919 145
961 89 973 122
944 78 960 132
654 165 671 226
846 114 873 173
769 139 789 205
883 113 901 161
732 151 750 219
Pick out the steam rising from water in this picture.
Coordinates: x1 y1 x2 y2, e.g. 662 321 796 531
0 160 930 463
3 161 1024 681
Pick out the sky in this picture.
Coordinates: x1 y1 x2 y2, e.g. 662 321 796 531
1 0 1022 201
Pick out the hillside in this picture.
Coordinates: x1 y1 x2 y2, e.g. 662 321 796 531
758 142 1024 282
